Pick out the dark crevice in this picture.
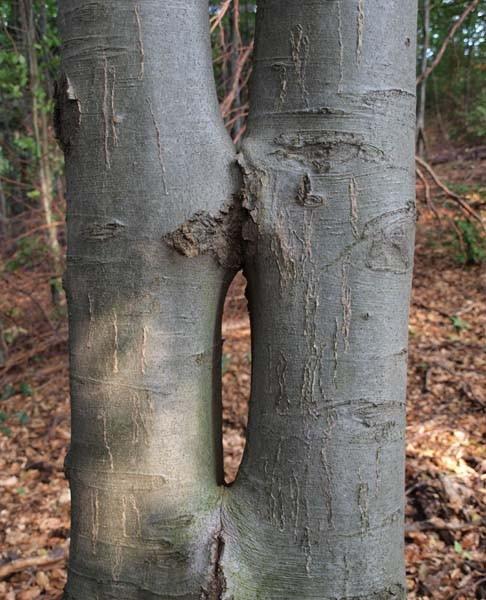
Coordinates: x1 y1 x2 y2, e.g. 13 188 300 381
202 524 227 600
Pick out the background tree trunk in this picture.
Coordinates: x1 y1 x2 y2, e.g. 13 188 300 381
417 0 430 157
19 0 62 281
59 1 416 598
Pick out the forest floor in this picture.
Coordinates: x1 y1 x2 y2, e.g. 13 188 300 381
0 157 485 599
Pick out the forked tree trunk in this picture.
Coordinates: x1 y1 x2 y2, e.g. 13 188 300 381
57 1 416 598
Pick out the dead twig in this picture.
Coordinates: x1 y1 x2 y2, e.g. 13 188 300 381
220 42 254 118
0 544 68 580
0 329 67 373
210 0 232 33
406 519 482 533
415 155 484 227
1 275 58 333
416 165 441 222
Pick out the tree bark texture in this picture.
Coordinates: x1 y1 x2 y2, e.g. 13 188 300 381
58 1 417 599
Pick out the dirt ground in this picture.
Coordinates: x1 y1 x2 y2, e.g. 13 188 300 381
0 159 485 599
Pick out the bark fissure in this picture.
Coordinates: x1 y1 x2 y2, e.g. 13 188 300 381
202 528 227 600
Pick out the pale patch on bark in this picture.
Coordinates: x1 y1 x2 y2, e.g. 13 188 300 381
275 351 290 415
271 208 297 292
268 437 284 529
358 479 370 536
300 211 322 417
87 293 94 350
91 488 99 555
357 0 365 63
112 544 123 581
122 494 142 538
375 445 382 494
82 220 126 241
134 4 145 80
349 176 360 238
302 499 312 574
337 1 344 90
112 309 118 374
131 392 153 447
100 409 114 471
147 98 168 195
290 24 310 107
333 316 339 387
272 63 288 111
289 470 301 539
341 255 352 352
320 410 337 527
110 66 118 147
102 55 111 169
141 326 148 375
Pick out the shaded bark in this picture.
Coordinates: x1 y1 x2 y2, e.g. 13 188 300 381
59 1 417 598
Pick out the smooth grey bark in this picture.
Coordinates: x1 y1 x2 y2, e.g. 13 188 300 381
58 2 236 597
58 1 416 599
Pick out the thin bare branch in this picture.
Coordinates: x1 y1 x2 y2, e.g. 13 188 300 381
415 155 484 227
416 0 480 85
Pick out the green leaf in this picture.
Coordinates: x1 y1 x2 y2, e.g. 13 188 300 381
16 411 30 425
450 315 470 332
1 384 16 401
19 382 33 397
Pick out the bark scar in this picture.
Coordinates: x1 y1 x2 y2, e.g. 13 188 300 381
164 197 247 270
54 73 81 154
296 174 326 208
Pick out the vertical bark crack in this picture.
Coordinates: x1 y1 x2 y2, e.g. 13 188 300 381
202 522 226 600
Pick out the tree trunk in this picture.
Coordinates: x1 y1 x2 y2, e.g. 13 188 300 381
20 0 62 279
229 0 242 141
416 0 430 157
58 1 416 598
0 179 7 238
